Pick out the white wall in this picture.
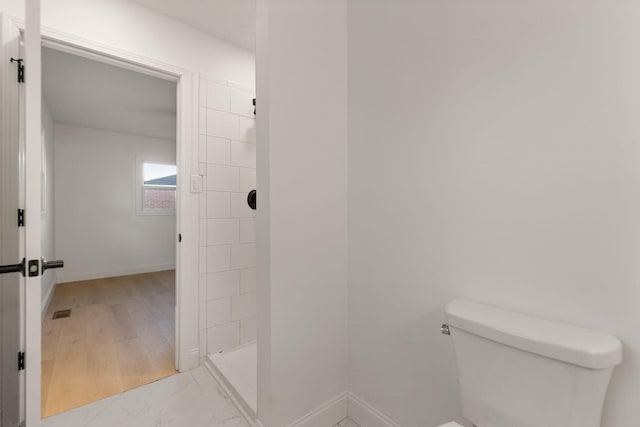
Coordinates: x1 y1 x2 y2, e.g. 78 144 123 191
197 75 257 358
1 0 255 88
54 124 176 282
41 100 56 310
256 1 349 426
348 1 640 427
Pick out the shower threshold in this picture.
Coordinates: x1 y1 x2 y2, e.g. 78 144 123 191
206 342 257 424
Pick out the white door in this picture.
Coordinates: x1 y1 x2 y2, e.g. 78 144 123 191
0 3 47 426
0 13 24 427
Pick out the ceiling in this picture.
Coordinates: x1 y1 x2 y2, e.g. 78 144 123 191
127 0 256 52
42 47 177 140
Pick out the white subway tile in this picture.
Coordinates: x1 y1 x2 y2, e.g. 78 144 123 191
207 270 240 300
206 192 231 218
227 80 254 93
207 218 239 245
240 268 256 294
206 297 231 327
204 75 228 85
231 243 256 269
232 292 256 321
206 164 238 192
206 245 231 273
206 136 230 165
239 168 256 193
207 109 239 140
240 317 257 344
207 322 240 354
238 116 256 143
231 141 256 168
239 218 255 243
207 82 230 111
231 192 256 218
230 88 255 118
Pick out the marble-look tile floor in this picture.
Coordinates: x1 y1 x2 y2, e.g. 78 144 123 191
42 365 249 427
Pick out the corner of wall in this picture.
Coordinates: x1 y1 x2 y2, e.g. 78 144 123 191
347 393 400 427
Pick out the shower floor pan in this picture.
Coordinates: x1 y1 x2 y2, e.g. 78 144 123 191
206 342 257 423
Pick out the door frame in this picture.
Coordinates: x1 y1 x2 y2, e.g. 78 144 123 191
15 14 201 426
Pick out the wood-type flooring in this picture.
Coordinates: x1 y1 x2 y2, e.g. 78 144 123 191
41 270 176 418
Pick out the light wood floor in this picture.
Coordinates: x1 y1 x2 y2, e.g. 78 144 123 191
41 270 176 418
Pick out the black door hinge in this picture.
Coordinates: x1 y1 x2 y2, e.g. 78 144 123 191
17 209 24 227
178 233 182 242
10 58 24 83
18 352 25 371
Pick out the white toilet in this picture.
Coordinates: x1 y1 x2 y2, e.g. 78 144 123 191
438 299 623 427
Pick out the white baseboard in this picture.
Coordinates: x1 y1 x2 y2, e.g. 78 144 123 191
347 392 400 427
56 263 176 283
284 392 347 427
41 278 57 320
218 384 347 427
215 386 397 427
179 347 200 372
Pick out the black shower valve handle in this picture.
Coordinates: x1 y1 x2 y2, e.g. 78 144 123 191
247 189 256 210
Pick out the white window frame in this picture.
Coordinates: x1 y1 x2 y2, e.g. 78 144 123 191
136 155 177 216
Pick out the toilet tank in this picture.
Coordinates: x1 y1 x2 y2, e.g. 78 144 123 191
444 300 622 427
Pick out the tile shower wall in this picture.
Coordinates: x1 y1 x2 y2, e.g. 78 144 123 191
198 75 256 358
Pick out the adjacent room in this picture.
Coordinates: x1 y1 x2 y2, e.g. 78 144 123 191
40 46 178 417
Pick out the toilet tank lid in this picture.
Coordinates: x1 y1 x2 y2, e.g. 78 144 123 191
445 299 623 370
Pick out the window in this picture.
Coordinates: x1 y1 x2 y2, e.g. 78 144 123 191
137 157 176 215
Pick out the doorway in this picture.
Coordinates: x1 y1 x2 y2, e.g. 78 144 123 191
39 46 179 416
